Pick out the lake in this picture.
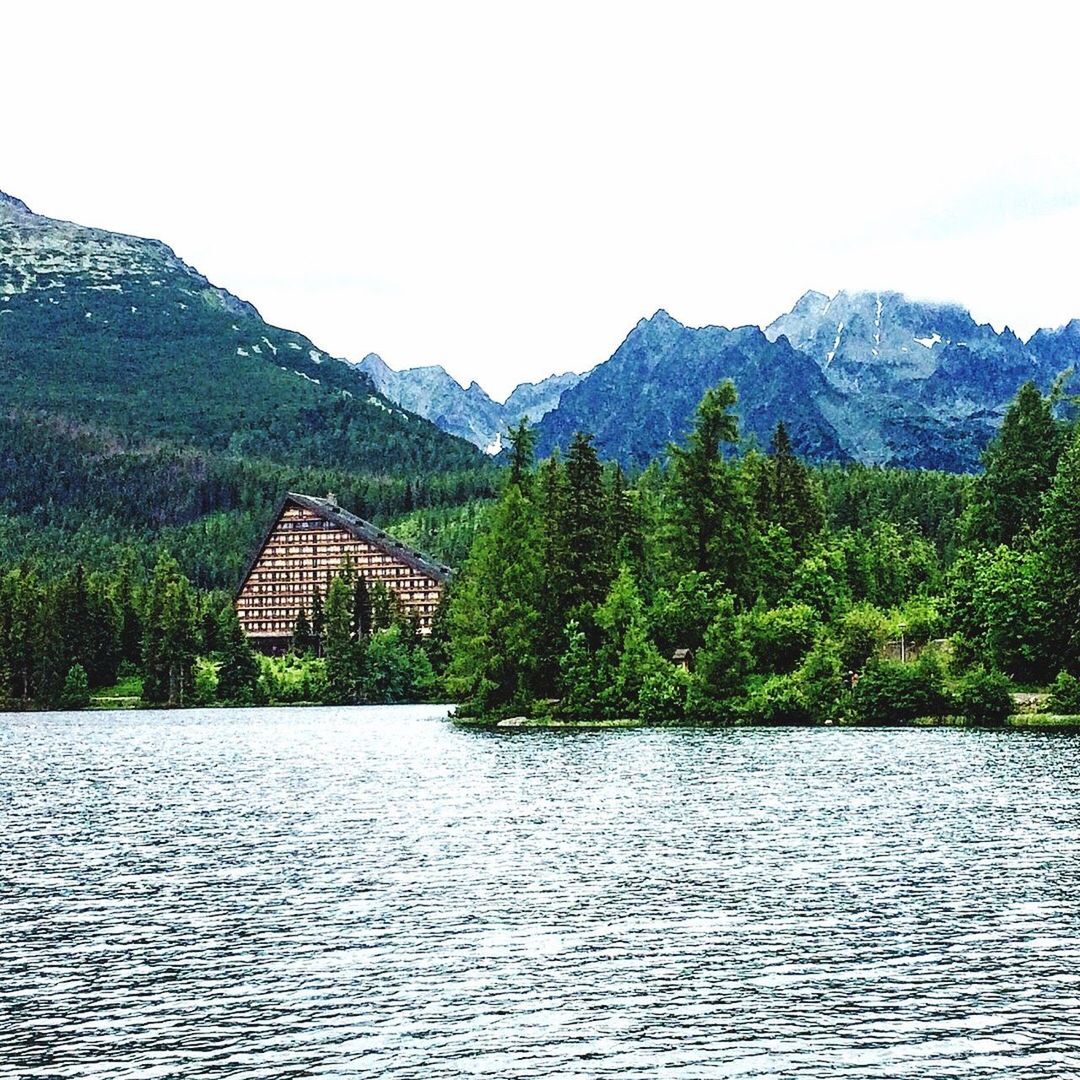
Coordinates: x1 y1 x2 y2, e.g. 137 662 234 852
2 706 1079 1078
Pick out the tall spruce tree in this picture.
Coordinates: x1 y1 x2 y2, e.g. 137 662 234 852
562 432 612 611
216 605 260 703
292 608 316 655
536 452 571 693
111 558 142 668
971 381 1062 545
767 422 825 549
1036 426 1080 671
310 588 326 656
353 574 373 639
506 419 537 491
446 482 544 714
668 380 751 592
324 574 364 703
142 556 200 706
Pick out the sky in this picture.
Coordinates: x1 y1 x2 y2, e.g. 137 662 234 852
5 1 1080 399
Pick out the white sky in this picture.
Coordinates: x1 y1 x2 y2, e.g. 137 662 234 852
5 1 1080 399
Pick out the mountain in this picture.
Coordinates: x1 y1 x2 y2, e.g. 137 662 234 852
0 190 493 582
530 292 1074 472
0 191 483 474
533 311 848 467
765 290 1057 469
357 353 582 453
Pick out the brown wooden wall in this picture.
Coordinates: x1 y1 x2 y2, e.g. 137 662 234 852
236 503 444 643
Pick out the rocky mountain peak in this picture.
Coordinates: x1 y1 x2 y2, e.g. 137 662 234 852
0 190 32 218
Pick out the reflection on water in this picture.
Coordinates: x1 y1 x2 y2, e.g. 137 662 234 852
2 706 1079 1078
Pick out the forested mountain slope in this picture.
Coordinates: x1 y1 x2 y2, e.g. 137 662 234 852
0 191 495 583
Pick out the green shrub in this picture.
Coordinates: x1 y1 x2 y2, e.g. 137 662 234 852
193 657 219 706
741 673 813 725
1047 671 1080 714
741 603 819 674
638 665 689 724
837 603 891 671
891 596 944 646
797 636 844 723
59 664 90 710
851 656 949 724
952 668 1013 725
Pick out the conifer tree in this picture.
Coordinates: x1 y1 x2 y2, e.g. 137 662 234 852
291 608 315 655
369 581 396 632
310 587 326 656
142 556 200 706
507 419 536 491
31 585 66 708
353 574 373 638
111 559 143 669
446 483 544 714
535 453 571 694
767 421 824 549
562 432 612 610
606 464 644 574
971 381 1062 544
668 380 750 592
216 605 260 703
1036 426 1080 670
324 574 364 703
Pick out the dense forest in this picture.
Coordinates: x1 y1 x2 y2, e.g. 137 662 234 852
445 379 1080 725
3 378 1080 721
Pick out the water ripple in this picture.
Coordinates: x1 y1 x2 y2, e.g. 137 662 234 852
2 709 1080 1077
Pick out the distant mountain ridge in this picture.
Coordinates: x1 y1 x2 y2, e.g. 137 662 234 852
534 311 848 466
521 291 1075 472
5 184 1076 475
360 287 1078 472
357 353 582 453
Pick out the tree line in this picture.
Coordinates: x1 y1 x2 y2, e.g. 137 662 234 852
444 379 1080 724
0 554 442 710
3 375 1078 721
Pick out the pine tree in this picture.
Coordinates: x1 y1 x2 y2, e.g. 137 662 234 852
142 556 200 706
33 585 66 708
111 558 142 668
536 453 570 694
606 464 644 574
446 483 544 714
291 608 315 655
5 570 38 705
668 380 751 591
562 432 612 610
767 421 824 550
369 581 396 632
310 587 326 656
971 381 1062 544
1036 426 1080 670
506 418 536 491
324 574 364 703
216 605 260 703
353 574 373 639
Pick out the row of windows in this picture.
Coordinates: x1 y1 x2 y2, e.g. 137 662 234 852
277 518 335 531
240 599 440 617
250 566 435 582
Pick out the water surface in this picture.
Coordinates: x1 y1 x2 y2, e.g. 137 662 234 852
2 707 1079 1078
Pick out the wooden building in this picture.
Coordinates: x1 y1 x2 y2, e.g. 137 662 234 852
235 492 451 652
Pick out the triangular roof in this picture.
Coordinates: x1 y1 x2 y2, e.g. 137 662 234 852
236 492 452 596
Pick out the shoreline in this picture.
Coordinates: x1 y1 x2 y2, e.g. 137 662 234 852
452 714 1080 732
